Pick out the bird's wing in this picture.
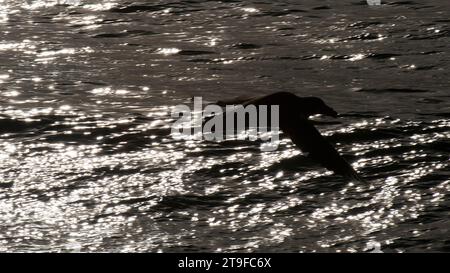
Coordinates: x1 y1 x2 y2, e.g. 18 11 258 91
208 95 271 124
283 119 363 182
216 95 256 107
215 92 298 107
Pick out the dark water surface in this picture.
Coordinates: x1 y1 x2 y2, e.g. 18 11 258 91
0 0 449 252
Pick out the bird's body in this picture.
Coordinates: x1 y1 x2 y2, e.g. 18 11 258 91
215 92 363 182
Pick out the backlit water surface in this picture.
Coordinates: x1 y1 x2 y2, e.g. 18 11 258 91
0 0 449 252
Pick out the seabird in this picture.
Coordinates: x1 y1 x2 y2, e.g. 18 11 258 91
215 92 363 182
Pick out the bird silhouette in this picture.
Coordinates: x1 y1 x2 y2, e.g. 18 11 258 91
214 92 363 182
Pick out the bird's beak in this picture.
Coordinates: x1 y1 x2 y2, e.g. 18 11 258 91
324 107 338 118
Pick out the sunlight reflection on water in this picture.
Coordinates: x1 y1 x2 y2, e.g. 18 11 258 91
0 0 449 252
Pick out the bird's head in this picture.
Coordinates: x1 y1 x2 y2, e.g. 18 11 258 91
299 97 338 118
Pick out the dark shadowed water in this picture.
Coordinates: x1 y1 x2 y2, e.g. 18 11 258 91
0 0 449 252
